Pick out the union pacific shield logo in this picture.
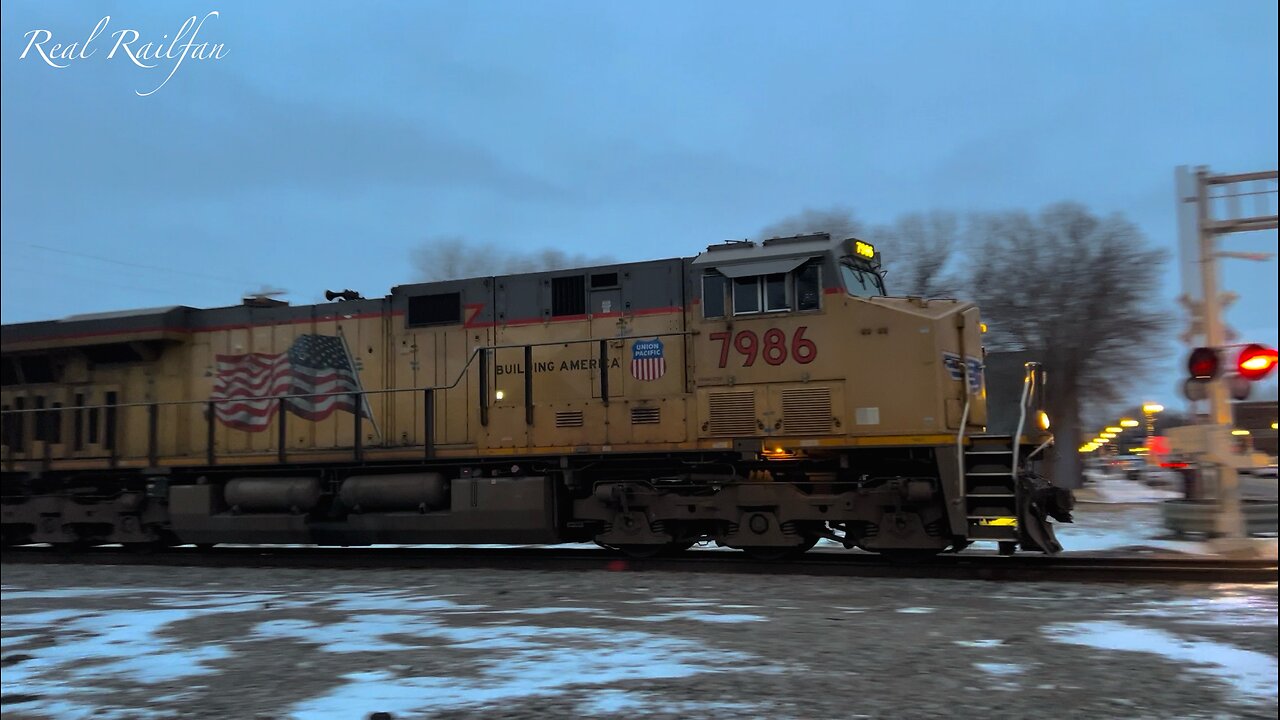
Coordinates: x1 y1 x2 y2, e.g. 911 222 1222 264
631 338 666 381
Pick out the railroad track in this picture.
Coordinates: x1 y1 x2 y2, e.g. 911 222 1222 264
2 545 1275 583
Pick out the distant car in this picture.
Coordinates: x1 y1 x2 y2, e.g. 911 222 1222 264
1241 466 1278 479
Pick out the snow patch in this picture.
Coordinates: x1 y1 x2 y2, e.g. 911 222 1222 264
955 639 1004 648
975 662 1024 676
617 610 767 624
1045 621 1277 703
287 625 776 718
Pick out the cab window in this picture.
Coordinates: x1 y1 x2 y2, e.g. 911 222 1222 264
729 265 822 316
732 276 761 314
841 264 885 298
702 272 728 318
795 262 821 311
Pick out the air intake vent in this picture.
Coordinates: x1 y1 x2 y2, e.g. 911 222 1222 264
555 410 584 428
631 406 660 425
782 387 833 434
708 391 757 436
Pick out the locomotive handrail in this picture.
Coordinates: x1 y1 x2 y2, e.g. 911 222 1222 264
1010 361 1042 478
954 307 976 495
0 330 698 414
956 363 972 496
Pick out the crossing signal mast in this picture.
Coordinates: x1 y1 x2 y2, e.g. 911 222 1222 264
1173 166 1278 550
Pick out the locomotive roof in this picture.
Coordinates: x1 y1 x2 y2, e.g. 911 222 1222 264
2 236 858 353
692 232 847 278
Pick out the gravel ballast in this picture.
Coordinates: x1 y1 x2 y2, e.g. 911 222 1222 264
1 560 1276 720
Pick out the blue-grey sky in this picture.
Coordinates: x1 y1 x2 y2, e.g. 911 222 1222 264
2 0 1277 410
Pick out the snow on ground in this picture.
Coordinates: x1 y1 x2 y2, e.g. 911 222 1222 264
1046 620 1278 703
3 564 1276 718
1054 503 1278 555
1083 472 1183 503
1 584 785 720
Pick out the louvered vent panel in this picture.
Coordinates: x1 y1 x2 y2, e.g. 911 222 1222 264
555 410 584 428
631 406 661 425
782 387 833 434
708 391 757 436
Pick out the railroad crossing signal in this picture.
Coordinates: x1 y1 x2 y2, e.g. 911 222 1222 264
1236 343 1278 382
1184 344 1277 401
1187 347 1221 380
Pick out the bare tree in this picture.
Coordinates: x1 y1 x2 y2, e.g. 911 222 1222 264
866 210 961 297
965 202 1172 488
757 206 862 242
412 236 613 282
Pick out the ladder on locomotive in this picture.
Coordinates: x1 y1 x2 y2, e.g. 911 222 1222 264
962 435 1020 543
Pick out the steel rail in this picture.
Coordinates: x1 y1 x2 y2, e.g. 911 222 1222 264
3 545 1273 584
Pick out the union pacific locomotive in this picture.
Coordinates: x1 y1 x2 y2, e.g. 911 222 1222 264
0 234 1071 556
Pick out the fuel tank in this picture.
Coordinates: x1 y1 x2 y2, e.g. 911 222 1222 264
224 477 322 513
339 473 449 512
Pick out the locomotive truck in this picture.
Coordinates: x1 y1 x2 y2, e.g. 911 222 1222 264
0 233 1071 557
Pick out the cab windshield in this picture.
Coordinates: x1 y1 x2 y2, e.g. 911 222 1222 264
840 263 886 297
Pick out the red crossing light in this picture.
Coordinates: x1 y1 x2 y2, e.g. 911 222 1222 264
1187 347 1220 381
1237 344 1279 382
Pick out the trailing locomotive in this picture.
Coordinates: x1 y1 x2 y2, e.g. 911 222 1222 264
0 233 1070 556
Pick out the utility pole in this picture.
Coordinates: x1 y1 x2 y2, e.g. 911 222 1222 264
1175 166 1278 548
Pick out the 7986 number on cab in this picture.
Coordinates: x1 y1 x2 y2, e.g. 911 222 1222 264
709 326 816 368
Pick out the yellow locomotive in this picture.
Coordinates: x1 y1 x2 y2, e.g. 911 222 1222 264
0 233 1069 555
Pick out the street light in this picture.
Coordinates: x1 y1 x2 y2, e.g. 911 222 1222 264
1120 419 1140 428
1142 403 1164 446
1105 426 1123 434
1231 429 1250 436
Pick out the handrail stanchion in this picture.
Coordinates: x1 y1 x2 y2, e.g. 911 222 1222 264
353 392 363 462
524 344 534 426
206 401 216 466
599 340 609 405
278 397 287 464
107 400 118 469
42 407 53 471
424 388 435 460
479 348 490 427
148 403 159 468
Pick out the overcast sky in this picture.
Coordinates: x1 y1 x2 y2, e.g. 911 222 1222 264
2 0 1277 410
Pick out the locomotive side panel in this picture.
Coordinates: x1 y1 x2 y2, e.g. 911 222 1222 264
487 258 690 452
394 277 496 450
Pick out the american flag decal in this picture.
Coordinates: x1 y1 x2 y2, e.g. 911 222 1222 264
212 334 369 432
631 338 666 381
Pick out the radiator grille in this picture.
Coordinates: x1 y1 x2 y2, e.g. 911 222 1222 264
631 406 660 425
708 391 757 436
782 387 833 434
555 410 584 428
